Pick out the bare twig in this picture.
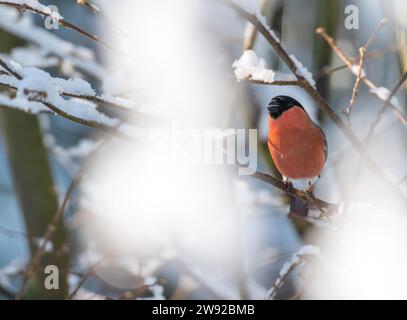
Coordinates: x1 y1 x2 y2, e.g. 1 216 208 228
74 0 127 37
67 256 108 300
0 59 22 80
346 47 366 118
16 138 112 299
364 17 388 50
364 71 407 146
0 224 27 239
328 17 386 119
288 268 316 300
316 27 407 128
266 257 302 299
118 278 162 300
315 47 394 80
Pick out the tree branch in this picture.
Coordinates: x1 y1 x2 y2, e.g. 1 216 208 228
364 71 407 146
236 165 336 221
265 246 319 299
316 27 407 128
223 0 407 206
346 47 366 118
16 137 111 299
0 1 116 52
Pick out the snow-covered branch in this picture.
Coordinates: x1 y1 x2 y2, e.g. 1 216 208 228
266 245 320 299
224 0 407 207
0 0 114 50
232 50 300 86
0 6 107 80
0 56 151 137
237 165 336 220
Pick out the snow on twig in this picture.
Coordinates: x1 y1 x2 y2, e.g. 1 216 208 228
233 50 275 83
0 0 118 51
0 0 62 20
266 245 320 299
233 50 298 85
289 54 316 88
0 7 107 80
0 56 152 131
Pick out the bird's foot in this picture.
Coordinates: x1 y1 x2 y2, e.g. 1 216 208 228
281 177 294 195
304 183 317 203
305 180 314 194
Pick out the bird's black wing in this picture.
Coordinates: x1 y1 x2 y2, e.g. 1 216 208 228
312 121 328 162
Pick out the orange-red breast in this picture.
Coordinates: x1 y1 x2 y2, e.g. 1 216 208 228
267 95 327 216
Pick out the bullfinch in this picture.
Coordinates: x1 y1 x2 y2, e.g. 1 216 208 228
267 95 327 217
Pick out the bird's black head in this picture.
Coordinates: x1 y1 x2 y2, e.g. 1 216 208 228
267 95 304 119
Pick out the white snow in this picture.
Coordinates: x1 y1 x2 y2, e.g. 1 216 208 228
0 7 156 116
10 47 59 68
53 139 101 159
370 86 401 108
138 276 165 300
279 261 292 277
0 74 19 88
68 273 80 288
0 267 11 288
351 64 366 78
100 94 156 114
256 14 280 43
239 1 280 43
119 124 147 138
0 57 146 126
233 51 301 85
13 67 118 126
0 53 22 76
267 245 321 299
0 259 25 291
0 94 48 113
1 0 63 20
18 66 60 102
99 94 134 109
33 237 54 253
289 54 316 87
298 245 321 256
233 50 275 83
52 77 96 96
65 98 120 127
102 71 128 96
0 7 106 80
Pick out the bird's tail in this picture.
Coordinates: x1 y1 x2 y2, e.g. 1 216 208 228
289 196 309 217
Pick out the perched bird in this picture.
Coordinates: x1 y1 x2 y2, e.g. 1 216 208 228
267 95 327 216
